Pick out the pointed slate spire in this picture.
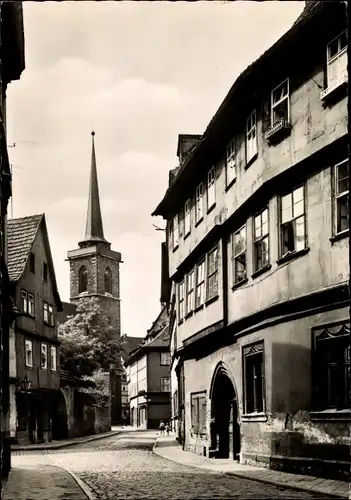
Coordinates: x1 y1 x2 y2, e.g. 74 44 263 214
79 131 109 248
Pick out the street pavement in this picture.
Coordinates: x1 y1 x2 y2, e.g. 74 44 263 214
10 430 343 500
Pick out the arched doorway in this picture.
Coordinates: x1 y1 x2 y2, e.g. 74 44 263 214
210 363 240 460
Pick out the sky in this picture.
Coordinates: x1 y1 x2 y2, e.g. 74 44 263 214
7 1 304 338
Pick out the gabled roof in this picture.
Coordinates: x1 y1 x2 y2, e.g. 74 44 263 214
120 335 144 362
7 214 62 311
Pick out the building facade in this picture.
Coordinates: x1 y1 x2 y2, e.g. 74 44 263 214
153 2 349 478
120 335 144 423
67 132 123 425
7 214 63 445
126 305 171 429
0 1 25 478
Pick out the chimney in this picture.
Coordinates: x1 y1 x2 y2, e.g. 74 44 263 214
176 134 201 164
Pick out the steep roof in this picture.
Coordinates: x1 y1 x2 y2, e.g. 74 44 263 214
7 214 62 311
7 214 43 282
120 335 144 362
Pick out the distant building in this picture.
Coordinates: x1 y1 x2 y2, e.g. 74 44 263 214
7 214 63 445
66 132 123 424
0 1 26 478
125 305 171 429
153 1 349 479
120 335 144 423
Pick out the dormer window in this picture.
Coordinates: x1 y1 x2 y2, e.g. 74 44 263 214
78 265 88 294
104 267 112 294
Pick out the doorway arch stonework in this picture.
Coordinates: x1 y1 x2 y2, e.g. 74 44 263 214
209 361 241 460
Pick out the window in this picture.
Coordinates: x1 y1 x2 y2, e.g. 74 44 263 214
206 247 218 301
43 302 54 326
195 183 204 224
21 290 35 317
178 208 184 239
104 267 112 294
25 339 33 367
246 110 257 164
51 346 57 371
41 343 47 370
184 199 191 236
78 266 88 294
334 160 349 235
29 252 35 274
173 390 179 418
327 31 347 88
243 342 265 414
207 167 216 209
314 322 350 410
161 377 171 392
271 79 289 126
186 270 195 314
226 139 236 186
43 262 48 282
280 186 306 256
191 392 207 434
253 209 269 272
195 260 205 308
178 281 185 322
160 352 171 366
233 225 247 284
172 215 179 250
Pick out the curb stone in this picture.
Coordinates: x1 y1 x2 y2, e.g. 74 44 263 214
50 463 97 500
152 439 348 499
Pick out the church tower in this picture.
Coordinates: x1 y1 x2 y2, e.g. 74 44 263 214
67 131 122 423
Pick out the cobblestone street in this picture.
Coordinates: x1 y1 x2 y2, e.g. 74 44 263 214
11 431 338 499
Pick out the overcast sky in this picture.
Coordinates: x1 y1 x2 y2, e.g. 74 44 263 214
7 1 304 338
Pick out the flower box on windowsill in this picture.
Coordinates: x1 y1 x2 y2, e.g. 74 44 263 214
265 118 291 144
320 73 348 103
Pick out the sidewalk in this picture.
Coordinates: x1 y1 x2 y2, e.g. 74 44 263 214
12 427 125 451
153 435 350 499
2 464 90 500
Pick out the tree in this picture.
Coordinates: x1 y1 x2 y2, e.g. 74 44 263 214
58 297 123 378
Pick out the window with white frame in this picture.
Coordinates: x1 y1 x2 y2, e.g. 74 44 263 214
178 208 184 239
186 270 195 315
233 225 247 284
25 339 33 367
226 139 236 186
41 343 48 370
195 183 204 223
160 352 171 366
246 110 257 163
207 167 216 209
271 79 289 126
43 302 54 326
327 31 348 88
195 260 205 308
172 215 179 250
334 160 349 235
280 186 306 256
51 346 57 371
184 199 191 236
206 247 219 300
161 377 171 392
178 281 185 322
253 209 269 272
21 290 35 317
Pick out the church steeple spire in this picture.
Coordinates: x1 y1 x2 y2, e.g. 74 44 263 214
79 131 109 248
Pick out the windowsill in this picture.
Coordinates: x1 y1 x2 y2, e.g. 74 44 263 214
252 264 272 280
194 304 204 313
44 322 55 328
195 217 203 228
232 277 248 291
184 311 193 320
25 366 34 370
225 178 236 192
184 231 191 241
241 412 267 422
172 245 179 253
207 203 216 215
277 247 310 265
265 119 292 145
320 74 348 104
330 229 349 244
205 295 219 307
310 409 351 422
178 319 184 326
245 152 258 170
